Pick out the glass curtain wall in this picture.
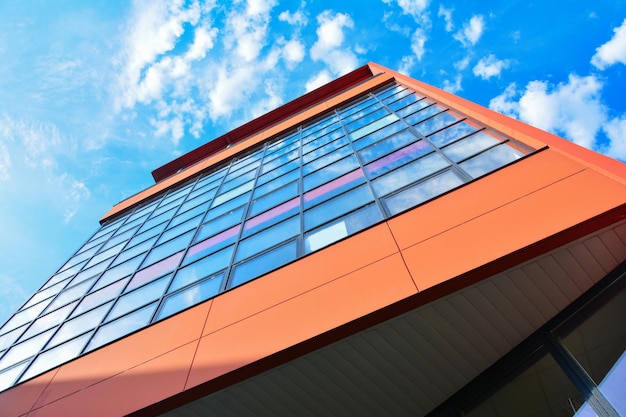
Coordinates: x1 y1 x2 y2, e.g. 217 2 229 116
0 82 530 391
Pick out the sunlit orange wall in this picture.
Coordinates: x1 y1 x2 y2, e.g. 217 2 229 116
3 65 626 417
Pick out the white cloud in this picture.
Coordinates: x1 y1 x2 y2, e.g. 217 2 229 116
310 11 359 77
283 38 305 66
438 5 453 32
473 54 510 80
591 18 626 69
489 75 607 150
279 9 308 26
454 15 484 47
387 0 430 23
115 0 205 110
410 28 428 60
602 116 626 160
442 75 462 93
454 56 470 71
305 70 332 92
224 0 277 62
398 55 416 75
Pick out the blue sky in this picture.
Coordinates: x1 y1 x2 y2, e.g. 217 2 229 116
0 0 625 326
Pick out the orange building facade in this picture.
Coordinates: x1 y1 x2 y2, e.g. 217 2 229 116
0 63 625 416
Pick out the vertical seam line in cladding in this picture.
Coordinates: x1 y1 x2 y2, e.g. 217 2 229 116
385 221 420 293
28 341 199 414
23 367 61 416
396 166 588 251
184 300 214 390
201 251 410 337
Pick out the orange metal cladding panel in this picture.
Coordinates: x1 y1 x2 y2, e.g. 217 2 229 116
99 73 394 223
401 168 626 291
186 252 416 389
203 222 401 335
367 62 626 182
0 369 57 417
388 150 587 250
27 342 196 417
30 300 211 410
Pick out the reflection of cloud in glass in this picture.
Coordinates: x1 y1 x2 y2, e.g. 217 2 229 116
385 170 464 215
460 143 524 178
372 153 449 196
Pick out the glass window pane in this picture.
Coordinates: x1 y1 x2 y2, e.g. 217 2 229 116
83 242 126 269
69 258 113 287
92 254 144 291
459 143 524 178
111 236 157 267
304 184 374 231
169 200 210 228
185 226 240 265
20 301 78 341
142 230 193 268
127 251 184 291
1 300 52 334
42 260 87 290
463 350 585 417
72 277 129 317
349 114 400 141
303 155 360 192
254 167 300 198
0 328 55 371
235 216 300 262
303 144 352 175
358 129 420 165
242 198 300 238
170 246 234 293
86 303 157 352
404 100 442 122
197 208 245 245
21 280 67 312
230 240 298 289
203 192 250 222
558 284 626 415
383 170 464 215
428 120 480 147
157 214 203 245
19 332 92 383
249 181 298 217
413 110 461 136
44 277 96 314
0 326 27 351
108 275 172 321
352 120 407 152
49 302 112 348
443 130 500 162
157 274 223 321
0 361 28 392
127 221 167 248
371 152 449 197
303 169 365 209
304 204 383 253
302 129 346 159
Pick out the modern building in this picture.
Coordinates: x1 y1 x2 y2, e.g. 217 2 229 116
0 62 625 417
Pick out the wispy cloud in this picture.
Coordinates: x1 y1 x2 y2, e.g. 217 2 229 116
454 15 484 47
410 28 428 60
442 75 462 93
473 54 510 80
437 5 453 32
591 18 626 69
